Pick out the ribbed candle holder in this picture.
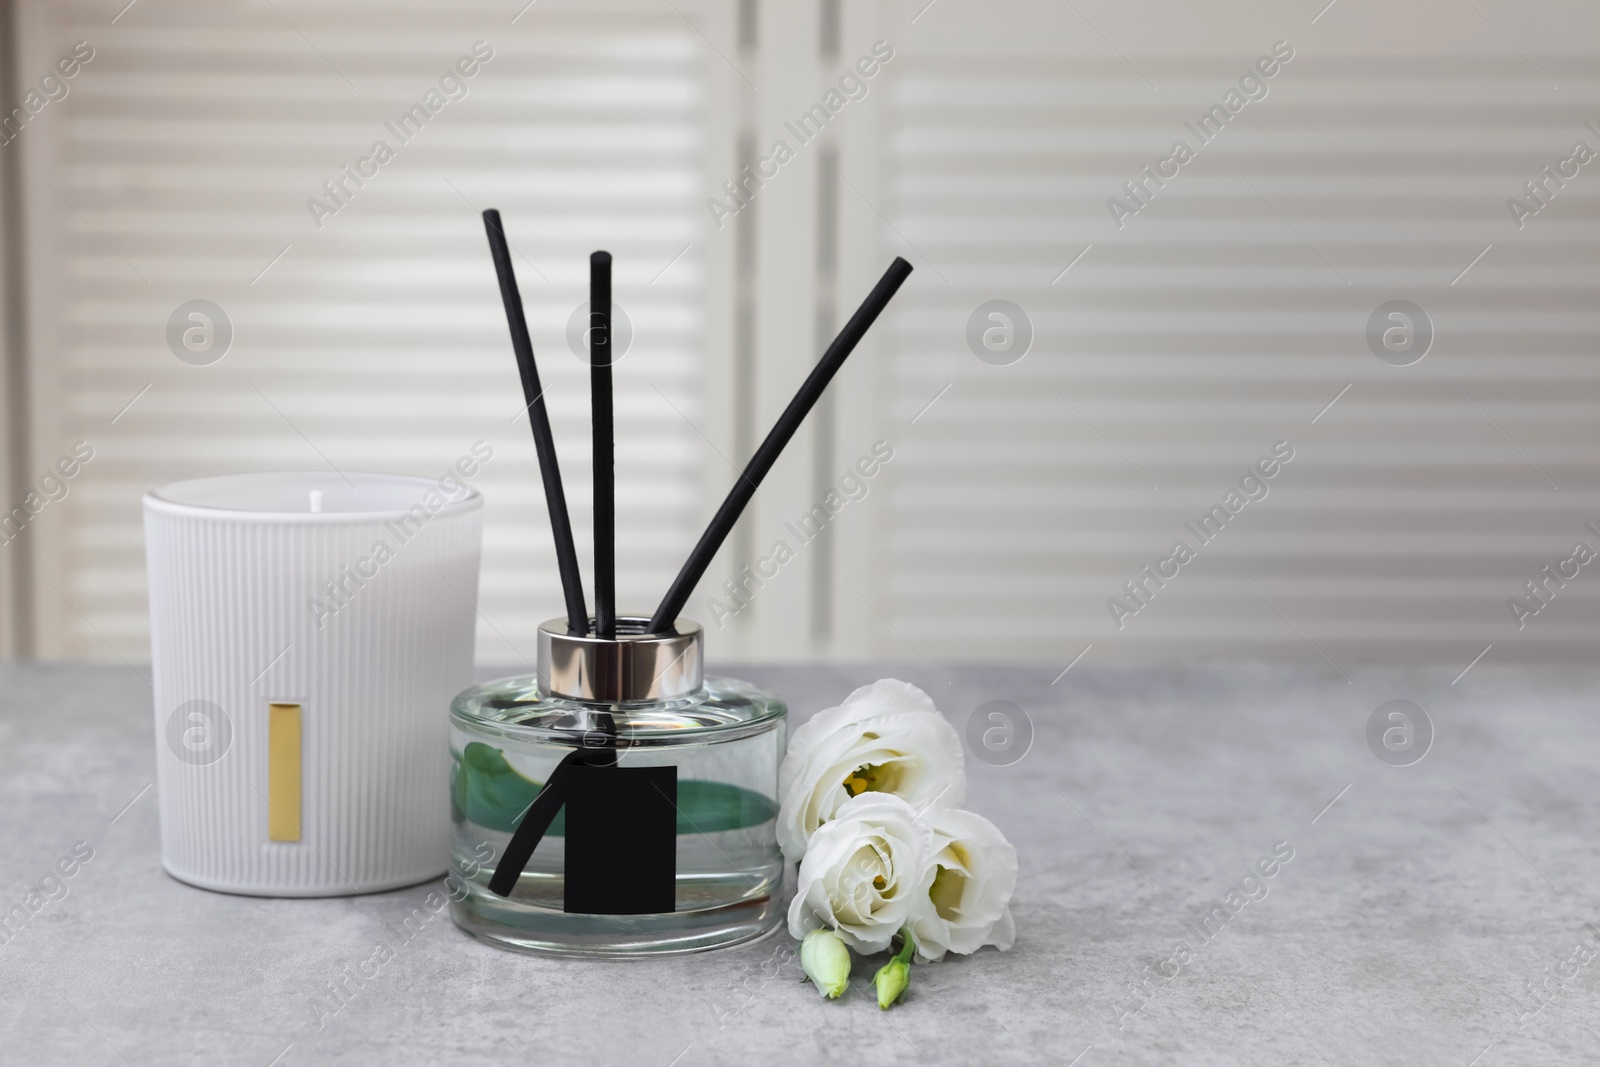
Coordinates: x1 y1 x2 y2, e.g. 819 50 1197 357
145 470 483 896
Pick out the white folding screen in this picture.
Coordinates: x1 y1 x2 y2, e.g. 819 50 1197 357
7 0 1599 669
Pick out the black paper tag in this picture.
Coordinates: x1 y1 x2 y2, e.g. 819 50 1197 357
562 764 677 915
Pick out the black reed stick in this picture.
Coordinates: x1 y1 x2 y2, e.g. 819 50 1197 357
486 712 618 899
591 251 616 639
482 209 588 635
486 748 581 897
647 257 914 634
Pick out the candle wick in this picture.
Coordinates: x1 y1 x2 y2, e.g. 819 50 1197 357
309 490 323 514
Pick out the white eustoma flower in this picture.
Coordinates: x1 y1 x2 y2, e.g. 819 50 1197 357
786 792 936 953
908 806 1018 961
777 679 965 864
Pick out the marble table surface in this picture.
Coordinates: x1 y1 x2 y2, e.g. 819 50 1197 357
2 660 1598 1066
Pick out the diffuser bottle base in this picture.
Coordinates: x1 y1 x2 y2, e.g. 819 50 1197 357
449 670 788 957
449 877 784 957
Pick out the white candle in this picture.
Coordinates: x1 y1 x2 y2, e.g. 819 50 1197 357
144 470 483 896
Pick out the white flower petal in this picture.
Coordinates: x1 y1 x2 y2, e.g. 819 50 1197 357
909 807 1018 961
777 680 966 862
786 793 936 953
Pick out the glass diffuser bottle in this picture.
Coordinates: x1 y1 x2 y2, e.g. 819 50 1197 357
448 616 786 956
461 223 907 956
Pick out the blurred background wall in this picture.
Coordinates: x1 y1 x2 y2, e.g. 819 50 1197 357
0 0 1596 671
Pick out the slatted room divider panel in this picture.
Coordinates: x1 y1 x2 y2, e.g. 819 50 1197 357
14 0 737 663
861 3 1600 668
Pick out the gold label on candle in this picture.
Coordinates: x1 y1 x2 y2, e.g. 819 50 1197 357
267 702 302 842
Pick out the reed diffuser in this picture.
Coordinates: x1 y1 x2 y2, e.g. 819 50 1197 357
448 211 912 956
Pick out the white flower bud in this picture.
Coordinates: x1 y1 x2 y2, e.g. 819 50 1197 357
799 928 851 999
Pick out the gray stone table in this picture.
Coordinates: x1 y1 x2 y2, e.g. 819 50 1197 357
2 661 1598 1065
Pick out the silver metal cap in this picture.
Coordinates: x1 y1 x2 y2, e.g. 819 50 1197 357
536 616 703 703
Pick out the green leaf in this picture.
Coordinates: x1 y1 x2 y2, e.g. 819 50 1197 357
453 741 543 832
450 742 779 835
671 778 780 834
